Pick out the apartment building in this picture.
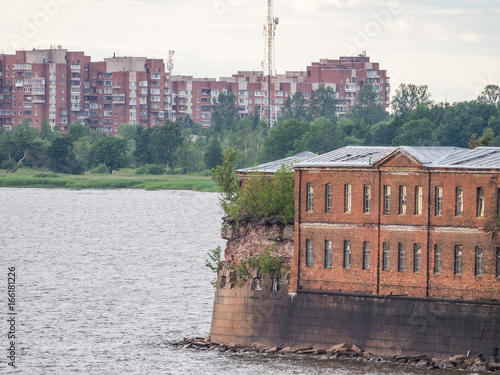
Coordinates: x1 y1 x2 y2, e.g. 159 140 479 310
0 47 171 133
291 146 500 301
0 48 389 131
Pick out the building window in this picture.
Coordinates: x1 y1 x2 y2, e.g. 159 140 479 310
414 244 422 273
344 184 352 213
306 184 313 212
325 184 332 213
435 186 443 216
455 245 462 275
382 242 390 271
475 247 483 276
363 185 371 213
497 248 500 277
415 186 423 215
434 244 442 274
477 188 485 217
362 241 370 270
456 187 463 216
343 241 351 269
398 243 406 272
306 239 313 267
325 240 332 268
384 186 391 214
399 186 407 214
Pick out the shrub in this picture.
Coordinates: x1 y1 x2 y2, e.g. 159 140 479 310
206 246 223 287
135 164 166 175
90 163 110 174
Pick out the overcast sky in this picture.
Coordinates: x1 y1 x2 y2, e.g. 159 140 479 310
1 0 499 104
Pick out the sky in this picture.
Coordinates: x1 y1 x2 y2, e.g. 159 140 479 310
1 0 499 104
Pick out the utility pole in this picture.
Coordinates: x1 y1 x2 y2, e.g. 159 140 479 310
260 0 278 128
167 50 175 119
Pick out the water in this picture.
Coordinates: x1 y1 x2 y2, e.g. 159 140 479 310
0 188 457 374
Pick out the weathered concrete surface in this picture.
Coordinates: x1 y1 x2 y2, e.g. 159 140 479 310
210 282 500 360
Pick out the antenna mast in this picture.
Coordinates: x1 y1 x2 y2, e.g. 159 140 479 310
260 0 278 128
167 50 175 119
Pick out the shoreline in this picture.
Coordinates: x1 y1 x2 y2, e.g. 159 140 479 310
173 337 500 372
0 169 218 192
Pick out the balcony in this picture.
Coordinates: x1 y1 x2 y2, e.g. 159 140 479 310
112 95 126 104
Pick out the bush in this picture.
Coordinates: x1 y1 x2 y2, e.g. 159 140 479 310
135 164 166 175
90 163 110 174
1 161 17 171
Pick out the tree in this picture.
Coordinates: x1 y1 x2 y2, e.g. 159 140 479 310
66 121 91 144
149 120 183 168
260 119 310 162
39 119 61 141
211 93 239 134
0 121 43 172
391 83 433 114
293 117 341 155
310 87 338 119
392 119 438 146
348 85 388 124
89 135 129 173
477 85 500 106
211 147 240 216
204 136 224 169
134 127 155 165
282 92 309 121
118 123 141 141
47 137 84 174
469 128 494 149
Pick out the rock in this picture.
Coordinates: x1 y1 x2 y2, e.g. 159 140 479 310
370 356 380 362
416 360 429 368
327 343 350 355
269 216 284 225
488 362 500 370
471 363 487 372
316 348 327 355
351 344 364 355
279 347 294 354
252 343 267 351
264 346 278 353
449 354 467 364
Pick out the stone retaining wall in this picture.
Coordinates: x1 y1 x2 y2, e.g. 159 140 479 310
210 282 500 360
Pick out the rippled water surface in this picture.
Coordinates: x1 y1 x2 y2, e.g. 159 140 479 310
1 189 458 374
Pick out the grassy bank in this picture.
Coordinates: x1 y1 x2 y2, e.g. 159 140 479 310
0 169 219 192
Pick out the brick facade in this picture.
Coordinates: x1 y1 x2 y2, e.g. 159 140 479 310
291 147 500 301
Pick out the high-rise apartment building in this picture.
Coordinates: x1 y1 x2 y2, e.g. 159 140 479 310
0 48 389 132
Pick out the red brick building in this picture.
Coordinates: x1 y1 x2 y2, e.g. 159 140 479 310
290 146 500 301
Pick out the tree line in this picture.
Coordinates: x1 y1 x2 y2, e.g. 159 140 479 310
1 84 499 174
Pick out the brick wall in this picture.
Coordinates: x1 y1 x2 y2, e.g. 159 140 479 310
292 161 500 301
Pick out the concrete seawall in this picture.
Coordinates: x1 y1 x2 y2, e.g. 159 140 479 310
210 280 500 359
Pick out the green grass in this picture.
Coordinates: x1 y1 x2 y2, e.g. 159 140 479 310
0 168 219 192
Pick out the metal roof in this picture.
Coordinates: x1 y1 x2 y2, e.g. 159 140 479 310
294 146 500 170
237 151 317 173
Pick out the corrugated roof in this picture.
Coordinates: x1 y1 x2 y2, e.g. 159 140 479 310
294 146 396 168
295 146 500 170
237 151 317 173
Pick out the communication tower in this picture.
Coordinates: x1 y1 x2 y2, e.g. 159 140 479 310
167 50 175 119
260 0 279 128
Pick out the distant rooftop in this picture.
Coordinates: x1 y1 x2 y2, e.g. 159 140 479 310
237 152 317 174
295 146 500 170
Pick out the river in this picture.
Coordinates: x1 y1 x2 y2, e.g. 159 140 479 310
0 188 457 374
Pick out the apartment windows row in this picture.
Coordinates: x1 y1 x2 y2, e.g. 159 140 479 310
306 183 487 217
305 239 500 278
